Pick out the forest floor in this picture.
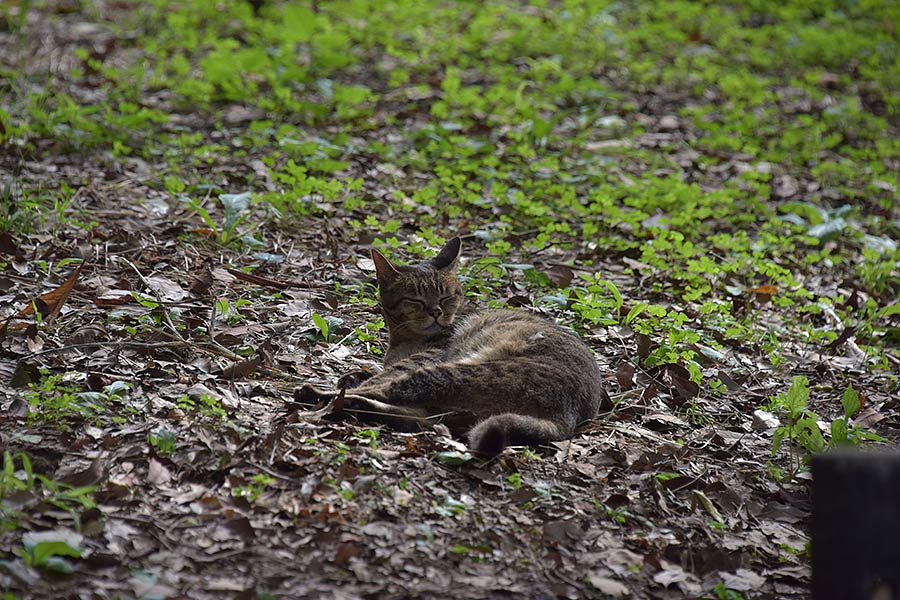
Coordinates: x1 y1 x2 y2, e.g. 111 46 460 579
1 1 898 599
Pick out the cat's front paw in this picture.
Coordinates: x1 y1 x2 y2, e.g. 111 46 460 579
294 383 334 405
337 368 375 390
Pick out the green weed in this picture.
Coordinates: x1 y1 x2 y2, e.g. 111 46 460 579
1 452 97 533
769 377 887 480
232 473 275 503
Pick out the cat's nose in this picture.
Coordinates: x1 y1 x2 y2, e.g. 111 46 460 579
428 306 443 317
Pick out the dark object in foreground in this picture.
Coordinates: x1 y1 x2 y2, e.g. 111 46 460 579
812 450 900 600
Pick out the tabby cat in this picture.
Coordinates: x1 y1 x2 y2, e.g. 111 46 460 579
297 237 607 456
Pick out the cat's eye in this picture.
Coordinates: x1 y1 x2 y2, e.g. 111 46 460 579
440 295 456 304
402 298 425 307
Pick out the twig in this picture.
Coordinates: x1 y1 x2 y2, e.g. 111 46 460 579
121 258 186 342
19 340 190 361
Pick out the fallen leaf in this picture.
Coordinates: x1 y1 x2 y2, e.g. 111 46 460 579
852 407 885 428
587 573 630 597
616 362 635 390
0 361 16 385
16 264 83 325
220 355 261 380
653 567 688 586
752 409 780 431
94 289 134 306
718 569 766 591
7 396 27 417
544 264 575 287
56 455 105 487
148 458 172 485
190 268 214 296
0 230 18 255
666 364 700 401
65 324 108 345
333 542 360 565
745 284 778 297
640 382 658 403
146 276 187 302
224 517 256 541
636 334 652 359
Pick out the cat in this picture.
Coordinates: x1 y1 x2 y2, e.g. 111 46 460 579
297 237 608 456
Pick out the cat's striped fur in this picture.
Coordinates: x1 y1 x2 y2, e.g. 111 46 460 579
298 238 607 456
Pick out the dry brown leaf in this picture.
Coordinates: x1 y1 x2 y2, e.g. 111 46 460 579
14 264 83 326
640 382 658 403
745 284 778 297
852 406 885 428
190 268 214 296
333 542 361 565
636 333 652 359
616 362 635 390
56 455 105 487
0 231 18 255
667 364 700 401
94 289 134 306
220 355 261 380
544 264 575 287
224 516 256 541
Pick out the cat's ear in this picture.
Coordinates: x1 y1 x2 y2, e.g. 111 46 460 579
431 237 462 271
371 248 400 284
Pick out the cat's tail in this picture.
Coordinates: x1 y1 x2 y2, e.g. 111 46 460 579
467 414 567 457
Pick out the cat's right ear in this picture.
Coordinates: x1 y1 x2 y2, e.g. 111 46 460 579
371 248 400 284
431 237 462 271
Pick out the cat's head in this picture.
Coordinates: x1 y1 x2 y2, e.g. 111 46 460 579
371 237 464 340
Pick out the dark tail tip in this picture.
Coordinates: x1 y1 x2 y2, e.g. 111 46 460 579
467 414 565 458
468 420 508 457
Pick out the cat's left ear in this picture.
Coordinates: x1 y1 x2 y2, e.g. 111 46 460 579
371 248 401 284
431 237 462 271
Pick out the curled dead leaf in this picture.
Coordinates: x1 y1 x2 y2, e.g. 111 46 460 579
636 333 652 360
640 382 658 403
56 455 106 487
544 264 575 288
666 364 700 402
220 355 261 380
616 362 635 390
66 324 109 346
190 268 214 296
7 265 83 331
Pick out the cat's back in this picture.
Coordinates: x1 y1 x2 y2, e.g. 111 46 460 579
447 309 596 367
